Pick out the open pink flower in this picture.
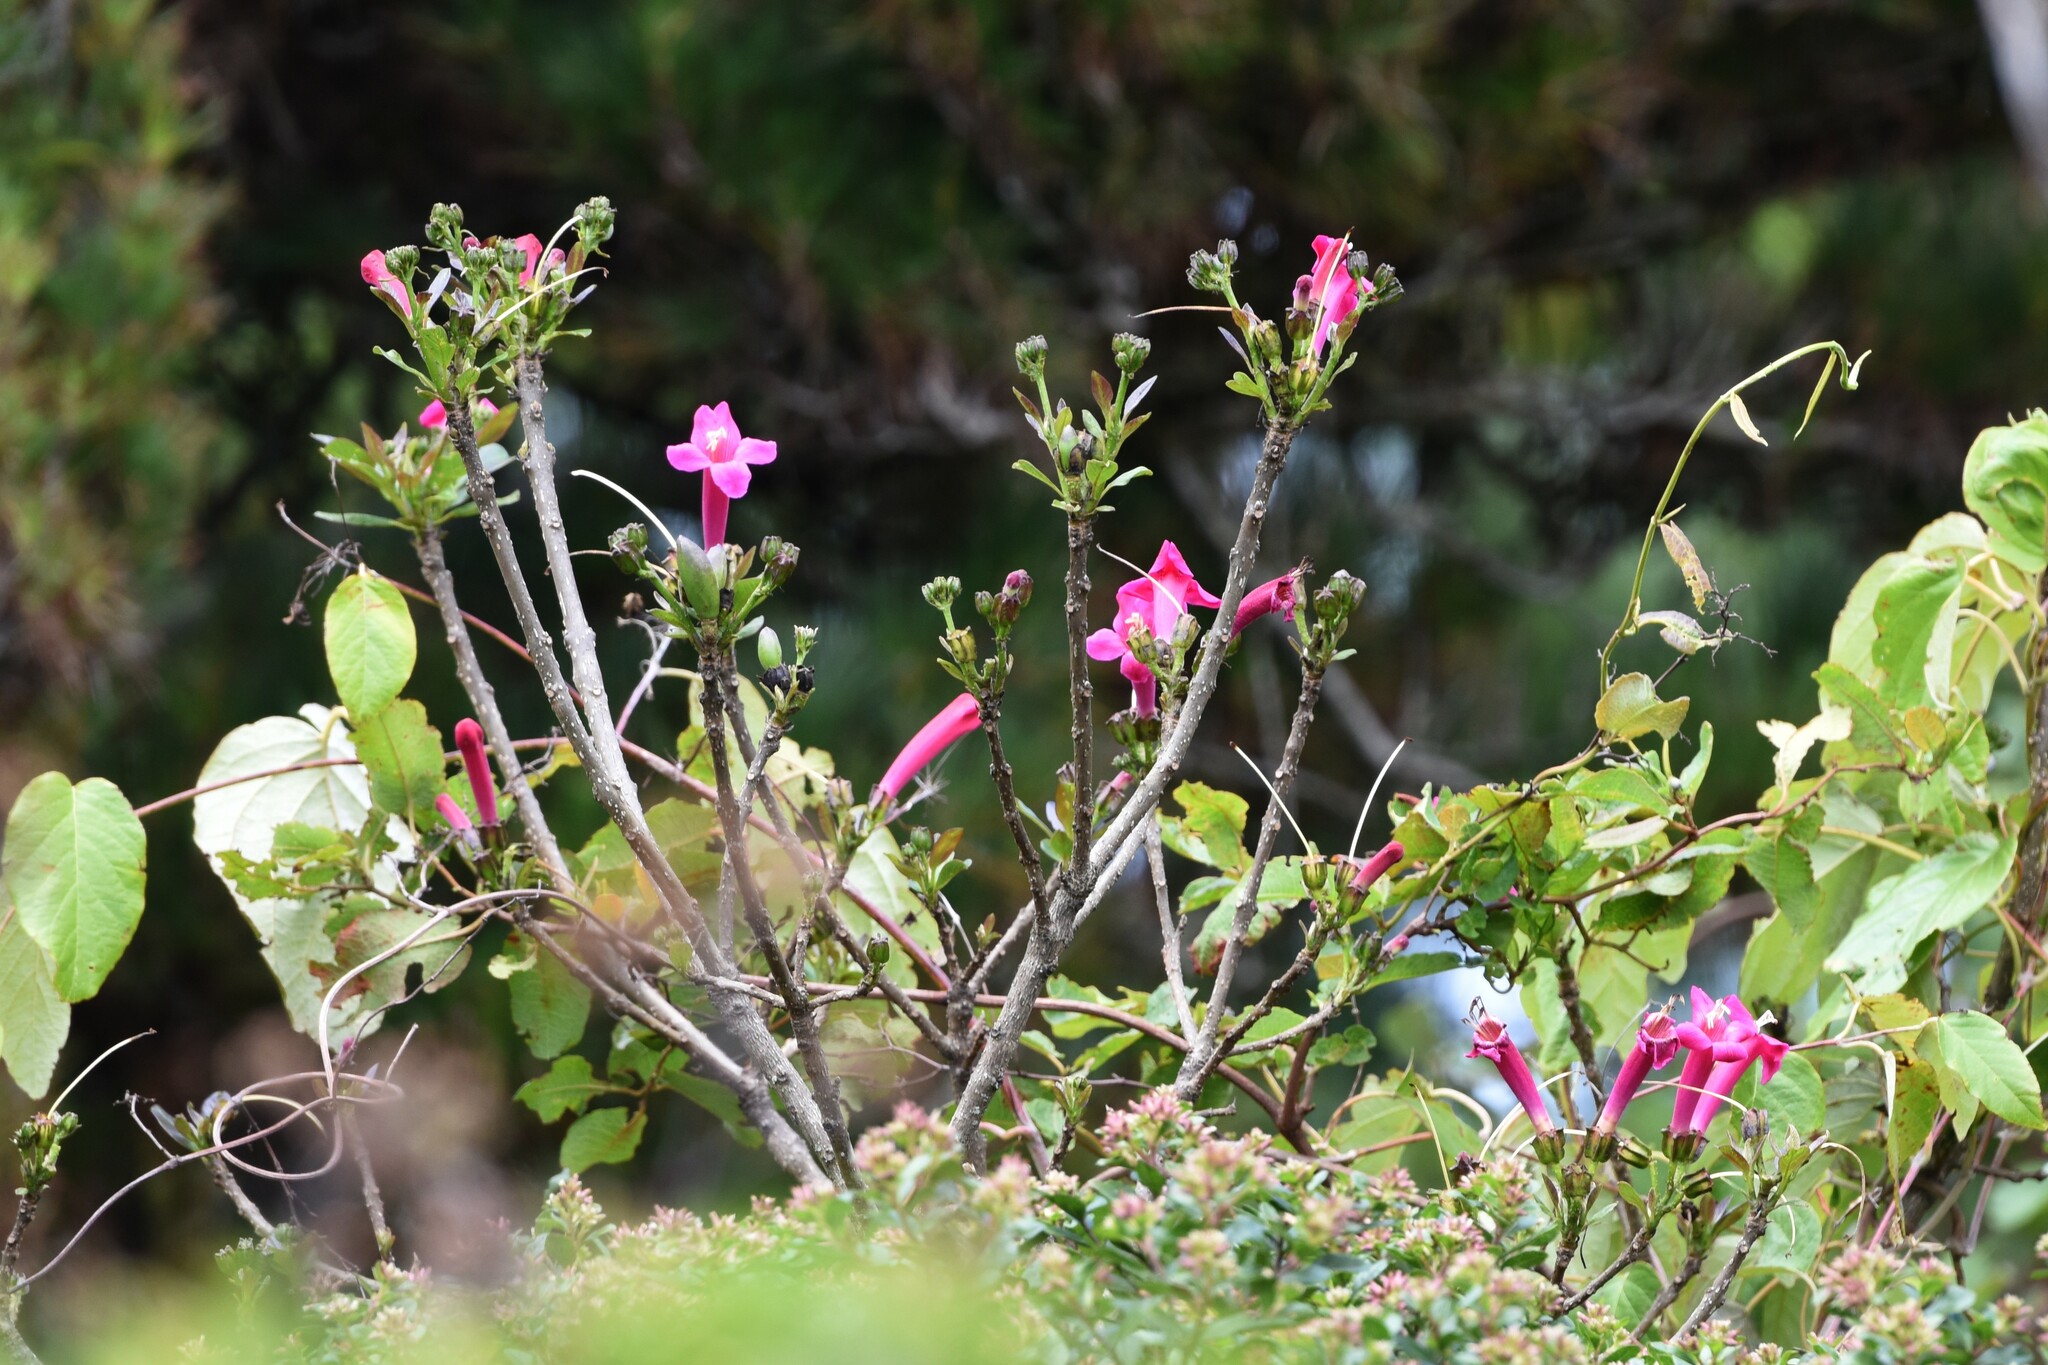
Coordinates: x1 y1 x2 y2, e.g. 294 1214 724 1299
419 397 500 430
875 693 981 808
1688 1029 1789 1135
510 233 565 287
454 718 498 828
1468 1006 1558 1144
1669 989 1757 1134
361 250 413 318
1085 542 1221 716
1232 571 1300 637
1298 234 1367 356
666 402 778 547
1594 1009 1680 1137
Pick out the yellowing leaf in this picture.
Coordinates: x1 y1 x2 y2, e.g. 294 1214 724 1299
1728 391 1768 445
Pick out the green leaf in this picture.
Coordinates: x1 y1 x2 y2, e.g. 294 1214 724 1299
1870 556 1963 708
1919 1011 2045 1137
1825 834 2015 995
1744 1201 1822 1276
2 774 146 1001
1743 831 1819 933
1731 1050 1825 1135
324 570 416 720
515 1055 615 1123
1573 767 1670 814
1160 782 1251 874
1308 1024 1377 1068
1962 415 2048 572
1814 662 1909 761
1594 672 1689 742
351 700 444 828
1888 1060 1940 1180
559 1107 646 1172
507 936 591 1059
0 904 69 1097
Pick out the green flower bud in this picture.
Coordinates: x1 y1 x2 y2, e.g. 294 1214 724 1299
575 195 616 251
756 626 784 672
607 522 649 575
674 537 719 615
1015 335 1049 382
791 625 818 661
922 576 961 612
383 244 420 281
866 932 891 965
1111 332 1151 375
426 203 467 253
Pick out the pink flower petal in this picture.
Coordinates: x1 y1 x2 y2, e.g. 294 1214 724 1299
708 460 753 498
667 442 710 472
736 436 778 466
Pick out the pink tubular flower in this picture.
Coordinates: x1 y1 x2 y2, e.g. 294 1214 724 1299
419 396 500 430
453 718 499 828
360 250 412 318
1232 571 1300 637
1688 1030 1789 1135
666 402 779 547
1467 1006 1558 1141
874 693 981 808
1594 1009 1681 1137
1085 541 1222 716
1299 233 1366 356
1347 839 1405 893
1669 989 1757 1134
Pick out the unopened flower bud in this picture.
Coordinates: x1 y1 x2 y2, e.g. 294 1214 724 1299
792 624 818 659
1560 1162 1594 1201
575 195 616 251
1314 570 1368 624
426 203 466 253
1111 332 1151 375
1004 569 1033 608
673 537 718 615
1186 248 1230 294
1741 1106 1769 1144
923 576 960 612
1302 856 1329 893
865 932 891 965
1015 335 1049 382
383 244 420 281
756 627 783 672
608 522 649 574
764 542 799 589
1248 314 1282 368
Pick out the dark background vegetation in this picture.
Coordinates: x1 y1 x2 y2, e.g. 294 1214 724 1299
7 0 2048 1310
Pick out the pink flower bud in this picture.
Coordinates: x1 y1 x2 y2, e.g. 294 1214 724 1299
874 694 981 809
454 718 498 827
433 793 473 831
1467 1007 1558 1145
1348 840 1405 893
419 397 499 430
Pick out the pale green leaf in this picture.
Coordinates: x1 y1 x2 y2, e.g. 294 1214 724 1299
2 774 146 1001
324 570 416 719
1825 834 2014 995
560 1107 645 1172
1920 1011 2044 1137
0 905 69 1098
1594 672 1689 742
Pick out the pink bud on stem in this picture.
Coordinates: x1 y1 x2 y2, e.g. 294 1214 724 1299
454 718 499 828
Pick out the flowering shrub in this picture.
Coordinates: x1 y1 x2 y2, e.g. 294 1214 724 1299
3 199 2047 1359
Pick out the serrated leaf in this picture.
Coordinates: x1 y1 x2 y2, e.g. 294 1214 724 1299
325 571 416 719
351 700 444 828
2 774 146 1002
559 1107 645 1172
1825 834 2014 995
507 934 591 1059
1920 1011 2044 1137
515 1055 615 1123
1887 1059 1940 1179
1731 1050 1825 1135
